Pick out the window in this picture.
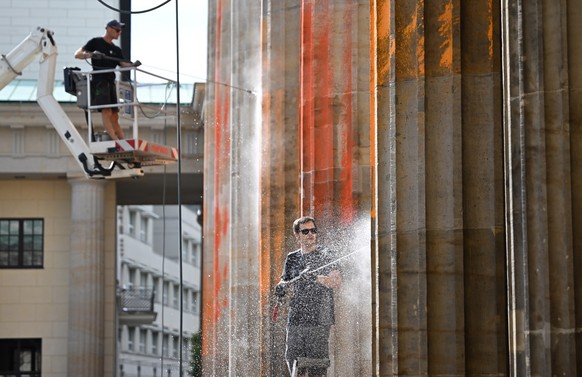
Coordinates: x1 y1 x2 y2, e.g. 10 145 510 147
172 336 179 358
182 289 189 312
191 291 198 312
172 284 179 308
182 240 189 263
127 267 136 289
128 211 136 236
162 335 169 357
0 338 41 377
127 327 135 352
162 281 169 305
139 329 147 353
151 331 158 355
139 271 148 289
153 277 160 303
192 242 200 266
139 216 148 242
0 219 43 268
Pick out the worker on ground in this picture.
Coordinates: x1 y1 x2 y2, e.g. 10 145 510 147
74 20 137 140
275 216 342 377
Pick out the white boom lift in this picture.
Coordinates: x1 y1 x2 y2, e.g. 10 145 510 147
0 27 179 179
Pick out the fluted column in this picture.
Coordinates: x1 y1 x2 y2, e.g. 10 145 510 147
260 1 303 375
502 0 579 375
203 0 263 375
372 0 506 376
67 178 106 377
461 1 507 374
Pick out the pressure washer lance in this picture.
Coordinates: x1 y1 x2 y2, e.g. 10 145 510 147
271 249 360 321
90 51 142 67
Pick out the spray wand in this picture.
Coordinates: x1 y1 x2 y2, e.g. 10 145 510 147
271 249 361 321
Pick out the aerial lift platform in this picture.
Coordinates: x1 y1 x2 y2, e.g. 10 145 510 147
0 27 179 179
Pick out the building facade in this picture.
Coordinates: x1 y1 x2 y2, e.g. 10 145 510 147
0 179 118 377
117 205 201 377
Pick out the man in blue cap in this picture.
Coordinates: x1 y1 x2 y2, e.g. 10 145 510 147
74 20 137 140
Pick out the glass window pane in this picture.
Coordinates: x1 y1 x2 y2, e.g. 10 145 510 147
0 252 8 266
33 236 42 251
32 252 42 266
20 350 32 371
23 251 32 266
9 220 19 234
0 220 9 234
33 220 42 234
9 252 19 266
23 235 32 251
35 348 41 371
0 236 8 250
23 220 33 234
9 235 18 251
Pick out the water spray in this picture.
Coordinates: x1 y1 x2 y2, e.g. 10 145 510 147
271 248 364 322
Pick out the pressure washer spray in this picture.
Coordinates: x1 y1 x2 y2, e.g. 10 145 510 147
271 249 361 321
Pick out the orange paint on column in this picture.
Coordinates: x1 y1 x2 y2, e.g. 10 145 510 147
300 0 357 222
202 0 223 359
202 0 231 360
300 0 335 216
438 2 454 69
488 0 494 60
300 0 315 213
337 2 355 223
212 63 231 324
312 0 334 215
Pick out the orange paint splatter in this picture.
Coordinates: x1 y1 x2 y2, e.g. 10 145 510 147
403 6 425 78
488 0 494 60
438 1 453 69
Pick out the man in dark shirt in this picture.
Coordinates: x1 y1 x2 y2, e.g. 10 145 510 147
74 20 135 140
277 216 342 377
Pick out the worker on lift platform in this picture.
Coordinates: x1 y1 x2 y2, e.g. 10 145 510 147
74 20 140 141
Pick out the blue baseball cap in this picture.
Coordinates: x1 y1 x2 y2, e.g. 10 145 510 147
106 20 125 29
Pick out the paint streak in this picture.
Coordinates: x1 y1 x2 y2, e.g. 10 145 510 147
213 61 231 324
312 0 334 216
438 1 453 69
370 0 378 221
202 0 224 362
300 0 356 222
488 0 494 61
202 0 231 364
338 2 354 223
376 0 391 84
403 3 425 78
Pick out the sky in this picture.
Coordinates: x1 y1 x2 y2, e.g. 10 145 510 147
130 0 208 84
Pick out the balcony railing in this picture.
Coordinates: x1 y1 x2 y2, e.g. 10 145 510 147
118 286 157 325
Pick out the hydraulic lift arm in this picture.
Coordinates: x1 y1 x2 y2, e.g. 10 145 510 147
0 27 144 179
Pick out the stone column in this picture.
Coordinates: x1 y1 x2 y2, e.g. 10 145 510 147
260 1 303 376
371 0 506 375
67 178 107 377
502 0 579 375
461 1 507 374
570 3 582 375
202 1 263 375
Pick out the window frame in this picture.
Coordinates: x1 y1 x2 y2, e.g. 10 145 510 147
0 338 42 376
0 218 44 269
